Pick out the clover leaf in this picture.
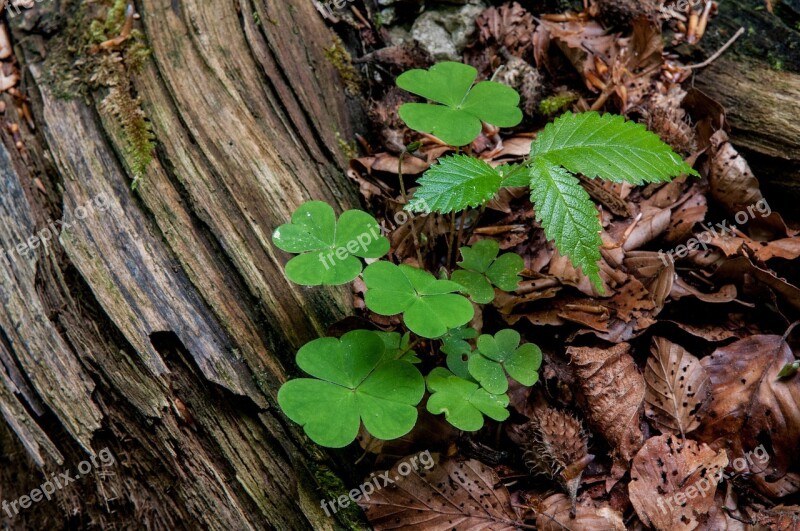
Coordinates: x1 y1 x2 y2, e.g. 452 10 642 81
272 201 390 286
375 331 421 364
426 367 510 431
396 62 523 147
277 330 424 448
363 262 474 339
451 240 524 303
468 329 542 394
440 326 478 380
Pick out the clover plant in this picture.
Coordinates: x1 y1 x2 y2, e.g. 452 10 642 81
272 61 697 448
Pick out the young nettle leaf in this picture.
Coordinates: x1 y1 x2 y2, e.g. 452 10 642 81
451 239 524 303
528 158 604 288
440 326 478 380
406 155 503 214
531 111 698 184
272 201 389 286
396 61 523 147
375 331 421 364
277 330 424 448
468 329 542 394
363 262 474 339
497 163 530 188
426 367 510 431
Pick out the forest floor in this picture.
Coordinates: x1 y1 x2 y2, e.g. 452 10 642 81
320 0 800 529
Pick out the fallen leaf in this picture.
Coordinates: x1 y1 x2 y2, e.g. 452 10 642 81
568 343 645 468
360 455 521 530
644 337 710 437
629 434 728 531
698 334 800 482
536 493 625 530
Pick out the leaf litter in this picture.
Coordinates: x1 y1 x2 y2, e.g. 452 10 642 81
331 0 800 528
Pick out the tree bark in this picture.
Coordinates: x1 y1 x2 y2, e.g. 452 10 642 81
0 0 365 528
691 0 800 210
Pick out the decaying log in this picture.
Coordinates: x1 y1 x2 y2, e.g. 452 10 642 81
691 0 800 208
0 0 366 528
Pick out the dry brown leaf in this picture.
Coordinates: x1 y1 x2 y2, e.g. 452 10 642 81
714 255 800 312
708 130 793 239
536 493 625 530
644 337 710 437
698 334 800 482
360 455 521 530
568 343 645 467
629 434 728 531
751 504 800 530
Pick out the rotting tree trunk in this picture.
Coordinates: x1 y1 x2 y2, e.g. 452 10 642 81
0 0 365 529
691 0 800 210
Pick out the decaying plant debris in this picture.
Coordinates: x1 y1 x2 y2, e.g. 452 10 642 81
331 0 800 528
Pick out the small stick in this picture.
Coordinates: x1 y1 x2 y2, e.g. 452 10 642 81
683 27 746 70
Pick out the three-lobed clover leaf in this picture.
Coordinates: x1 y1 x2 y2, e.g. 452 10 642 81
363 262 474 339
272 201 389 286
468 329 542 394
426 367 510 431
451 240 524 303
396 62 523 147
440 326 478 380
277 330 424 448
375 331 421 364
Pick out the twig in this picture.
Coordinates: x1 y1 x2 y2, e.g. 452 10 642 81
397 151 425 266
683 27 746 70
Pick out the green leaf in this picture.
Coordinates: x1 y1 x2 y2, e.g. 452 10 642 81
778 360 800 378
426 367 509 431
528 158 604 289
440 326 478 380
451 240 524 302
397 62 522 147
272 201 390 285
498 163 530 188
530 112 698 184
277 330 424 448
375 331 421 364
468 329 542 394
406 155 503 214
363 262 474 338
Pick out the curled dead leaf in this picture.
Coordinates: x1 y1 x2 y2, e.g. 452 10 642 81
568 343 645 467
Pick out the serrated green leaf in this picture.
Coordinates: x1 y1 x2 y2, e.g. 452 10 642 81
406 155 503 214
272 201 390 286
468 329 542 394
451 240 523 302
531 112 698 184
426 367 509 431
397 62 522 147
363 262 474 338
498 163 531 188
277 330 425 447
528 157 603 289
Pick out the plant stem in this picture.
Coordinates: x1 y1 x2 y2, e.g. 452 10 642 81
398 150 425 266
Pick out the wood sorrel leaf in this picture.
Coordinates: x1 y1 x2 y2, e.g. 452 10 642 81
363 262 473 338
272 201 389 286
277 330 424 448
397 62 522 147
